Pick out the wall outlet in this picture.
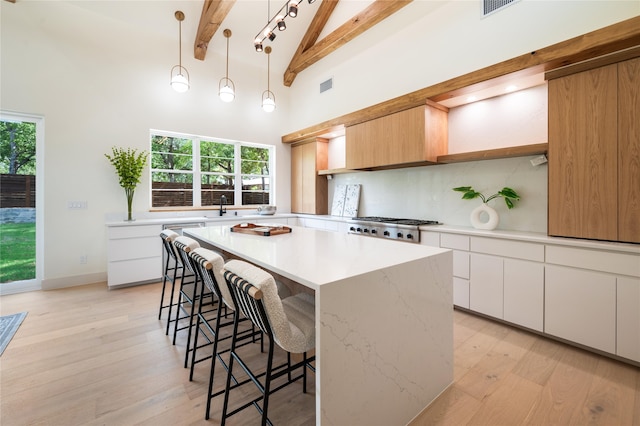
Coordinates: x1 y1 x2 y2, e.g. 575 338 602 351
80 255 87 264
68 201 88 209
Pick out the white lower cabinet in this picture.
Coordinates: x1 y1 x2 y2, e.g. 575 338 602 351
440 233 470 309
617 276 640 362
545 264 616 354
453 277 470 309
423 227 638 363
107 224 163 288
470 253 504 318
503 259 544 331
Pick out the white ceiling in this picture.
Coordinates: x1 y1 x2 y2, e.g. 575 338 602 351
59 0 378 79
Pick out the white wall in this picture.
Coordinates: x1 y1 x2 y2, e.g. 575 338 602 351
0 0 637 288
285 1 638 132
0 1 292 286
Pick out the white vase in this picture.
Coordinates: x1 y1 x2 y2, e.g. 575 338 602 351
470 203 499 230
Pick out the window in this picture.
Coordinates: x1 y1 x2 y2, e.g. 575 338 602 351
150 131 273 208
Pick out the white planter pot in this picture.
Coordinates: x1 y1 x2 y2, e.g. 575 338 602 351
470 203 499 230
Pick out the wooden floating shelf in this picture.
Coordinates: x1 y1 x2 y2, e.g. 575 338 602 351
318 168 362 176
436 143 548 164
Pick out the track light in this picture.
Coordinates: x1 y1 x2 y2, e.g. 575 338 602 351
288 2 298 17
254 0 315 49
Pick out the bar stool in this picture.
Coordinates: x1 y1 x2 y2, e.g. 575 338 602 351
172 236 217 368
188 248 263 420
158 229 181 335
221 260 316 426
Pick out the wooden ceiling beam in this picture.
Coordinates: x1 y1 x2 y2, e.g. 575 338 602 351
283 0 340 87
284 0 412 87
194 0 236 61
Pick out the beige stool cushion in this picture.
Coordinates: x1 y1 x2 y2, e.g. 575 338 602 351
224 260 315 354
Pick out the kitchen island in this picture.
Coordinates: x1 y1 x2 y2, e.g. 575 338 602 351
185 224 453 426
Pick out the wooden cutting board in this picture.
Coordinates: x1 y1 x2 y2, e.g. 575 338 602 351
230 223 292 236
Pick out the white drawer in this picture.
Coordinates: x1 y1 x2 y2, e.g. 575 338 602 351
108 257 162 287
420 231 440 248
441 233 469 251
471 236 544 262
546 245 640 277
453 277 469 309
108 224 163 240
108 236 161 262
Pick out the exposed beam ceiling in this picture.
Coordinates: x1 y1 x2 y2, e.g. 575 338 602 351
283 0 340 86
284 0 412 86
194 0 236 61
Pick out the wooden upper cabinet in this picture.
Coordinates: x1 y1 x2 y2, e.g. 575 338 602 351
345 102 448 170
618 57 640 243
291 139 328 215
547 53 640 243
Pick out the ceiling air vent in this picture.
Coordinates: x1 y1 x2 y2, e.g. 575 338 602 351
320 78 333 94
482 0 520 17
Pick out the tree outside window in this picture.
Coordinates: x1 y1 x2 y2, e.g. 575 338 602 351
150 131 273 208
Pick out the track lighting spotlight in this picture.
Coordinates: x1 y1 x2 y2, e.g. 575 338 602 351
288 2 298 17
277 19 286 31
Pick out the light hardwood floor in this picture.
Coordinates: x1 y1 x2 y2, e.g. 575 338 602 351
1 281 638 425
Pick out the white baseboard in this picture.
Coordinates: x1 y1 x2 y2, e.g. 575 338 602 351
41 272 107 290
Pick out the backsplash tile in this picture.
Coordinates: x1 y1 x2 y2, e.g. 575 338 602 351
330 156 547 233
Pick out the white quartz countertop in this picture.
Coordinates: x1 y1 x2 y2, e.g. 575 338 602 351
426 224 640 254
185 225 450 290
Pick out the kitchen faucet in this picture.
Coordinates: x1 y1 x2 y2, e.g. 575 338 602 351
219 195 227 216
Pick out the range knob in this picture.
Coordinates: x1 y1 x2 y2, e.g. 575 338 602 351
407 233 413 239
371 229 377 234
357 227 362 232
364 228 369 233
349 226 356 232
383 230 390 236
397 232 403 238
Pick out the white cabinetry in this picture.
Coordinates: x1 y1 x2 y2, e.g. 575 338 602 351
545 265 616 353
617 277 640 362
107 224 163 288
469 237 545 331
440 233 470 309
546 244 640 361
422 227 639 363
470 253 503 318
503 259 544 331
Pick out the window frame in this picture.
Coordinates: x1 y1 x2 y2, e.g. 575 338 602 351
150 129 274 209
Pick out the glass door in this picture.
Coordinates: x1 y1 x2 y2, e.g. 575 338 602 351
0 112 44 294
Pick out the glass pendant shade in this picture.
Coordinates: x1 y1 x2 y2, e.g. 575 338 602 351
262 91 276 112
170 66 190 93
219 79 235 102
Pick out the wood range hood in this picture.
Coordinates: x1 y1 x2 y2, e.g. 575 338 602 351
281 15 640 145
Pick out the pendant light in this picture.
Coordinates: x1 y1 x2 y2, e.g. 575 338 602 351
170 10 190 93
219 29 235 102
261 46 276 112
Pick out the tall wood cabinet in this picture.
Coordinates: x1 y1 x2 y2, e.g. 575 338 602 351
345 101 448 170
291 139 328 214
547 53 639 243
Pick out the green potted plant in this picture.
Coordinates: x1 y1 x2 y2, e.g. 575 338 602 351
105 147 148 221
453 186 520 230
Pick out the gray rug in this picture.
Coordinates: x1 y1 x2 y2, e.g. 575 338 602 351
0 312 27 356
